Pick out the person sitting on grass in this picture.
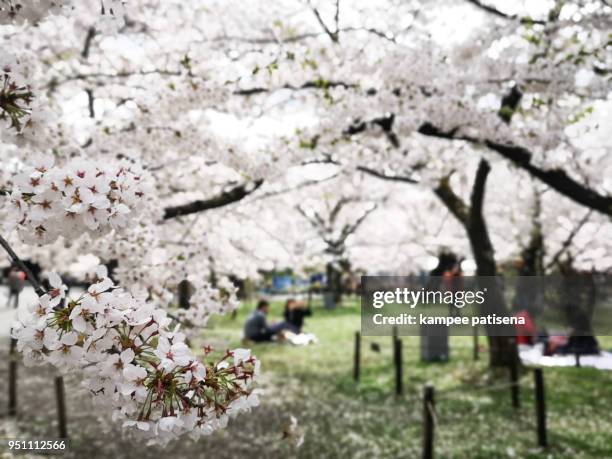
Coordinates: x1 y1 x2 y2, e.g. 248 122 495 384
283 298 312 334
244 299 287 342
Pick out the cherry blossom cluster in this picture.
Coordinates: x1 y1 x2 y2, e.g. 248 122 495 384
6 156 150 244
0 61 33 132
12 268 260 444
0 0 126 24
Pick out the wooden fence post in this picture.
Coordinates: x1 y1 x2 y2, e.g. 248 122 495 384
8 338 17 417
473 325 479 361
423 384 435 459
510 356 520 409
534 368 547 448
392 325 398 363
353 331 361 382
395 338 403 396
55 376 68 439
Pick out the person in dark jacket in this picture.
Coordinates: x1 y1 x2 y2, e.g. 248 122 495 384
244 300 286 342
283 299 312 334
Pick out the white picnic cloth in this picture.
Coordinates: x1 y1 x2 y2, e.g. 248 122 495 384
519 343 612 370
284 332 318 346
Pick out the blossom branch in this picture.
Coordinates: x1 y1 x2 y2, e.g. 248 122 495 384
434 175 470 226
48 69 182 90
211 25 396 45
81 26 97 59
12 269 260 443
417 122 612 217
0 233 45 296
546 210 593 270
234 79 356 96
163 180 264 220
357 166 419 184
249 173 340 202
464 0 546 24
308 0 339 42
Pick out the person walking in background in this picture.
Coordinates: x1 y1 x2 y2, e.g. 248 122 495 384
443 259 464 317
283 298 312 333
7 267 26 309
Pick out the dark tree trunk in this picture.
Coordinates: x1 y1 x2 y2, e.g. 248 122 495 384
435 159 518 367
357 158 519 366
521 191 545 276
326 262 343 306
163 180 264 220
560 265 597 338
178 279 192 310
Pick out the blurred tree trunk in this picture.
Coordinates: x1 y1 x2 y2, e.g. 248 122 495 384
521 189 545 276
326 261 343 307
560 263 597 341
178 279 193 310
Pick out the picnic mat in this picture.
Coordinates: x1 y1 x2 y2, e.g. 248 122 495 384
519 344 612 370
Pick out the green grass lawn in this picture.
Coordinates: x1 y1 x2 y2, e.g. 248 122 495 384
200 297 612 459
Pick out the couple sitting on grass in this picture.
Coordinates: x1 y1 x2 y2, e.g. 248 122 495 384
243 298 317 345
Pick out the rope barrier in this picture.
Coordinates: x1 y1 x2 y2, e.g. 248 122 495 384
359 338 492 352
433 376 531 399
426 401 438 427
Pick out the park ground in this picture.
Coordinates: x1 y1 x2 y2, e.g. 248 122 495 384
1 296 612 458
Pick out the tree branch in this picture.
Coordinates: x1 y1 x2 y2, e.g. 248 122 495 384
234 79 355 96
163 180 264 220
296 204 327 232
470 159 491 217
434 177 470 226
0 234 45 296
484 139 612 216
86 88 95 118
345 113 400 147
546 210 593 270
357 166 419 184
81 26 97 59
329 198 348 225
249 172 340 202
464 0 546 24
417 122 612 217
310 2 339 42
341 204 377 240
48 69 182 90
210 25 395 46
334 0 340 33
